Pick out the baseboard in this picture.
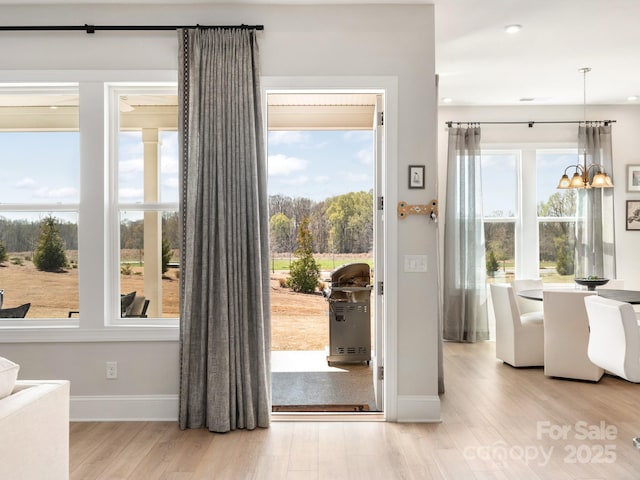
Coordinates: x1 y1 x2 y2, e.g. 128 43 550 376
396 395 441 422
71 394 179 421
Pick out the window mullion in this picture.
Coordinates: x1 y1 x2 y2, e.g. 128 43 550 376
78 81 109 330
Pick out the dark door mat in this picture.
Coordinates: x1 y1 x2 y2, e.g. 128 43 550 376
272 404 370 412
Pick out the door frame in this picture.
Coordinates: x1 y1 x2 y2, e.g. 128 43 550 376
261 76 399 420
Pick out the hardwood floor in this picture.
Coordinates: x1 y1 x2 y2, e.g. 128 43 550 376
70 341 640 479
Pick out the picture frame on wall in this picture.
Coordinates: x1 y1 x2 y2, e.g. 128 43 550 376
409 165 425 189
626 200 640 231
627 164 640 192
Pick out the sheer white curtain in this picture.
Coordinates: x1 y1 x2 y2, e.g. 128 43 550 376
575 124 616 279
178 28 271 433
443 127 489 342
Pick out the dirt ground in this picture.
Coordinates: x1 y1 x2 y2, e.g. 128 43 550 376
0 259 329 350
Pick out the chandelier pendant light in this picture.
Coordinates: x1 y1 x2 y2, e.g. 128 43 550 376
557 67 614 189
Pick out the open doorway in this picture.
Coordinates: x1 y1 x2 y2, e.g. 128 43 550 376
266 91 385 413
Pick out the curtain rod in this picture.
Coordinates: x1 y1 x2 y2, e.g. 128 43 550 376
445 120 616 128
0 24 264 34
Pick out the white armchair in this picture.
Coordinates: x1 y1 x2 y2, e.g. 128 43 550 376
542 290 603 381
584 295 640 383
490 284 544 367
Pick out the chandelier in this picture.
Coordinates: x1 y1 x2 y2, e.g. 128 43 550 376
556 68 613 189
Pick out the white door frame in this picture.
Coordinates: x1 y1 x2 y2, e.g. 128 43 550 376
261 76 399 420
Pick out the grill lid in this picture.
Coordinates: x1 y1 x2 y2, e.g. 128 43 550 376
330 262 370 286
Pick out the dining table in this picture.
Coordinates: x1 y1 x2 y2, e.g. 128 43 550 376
517 288 640 305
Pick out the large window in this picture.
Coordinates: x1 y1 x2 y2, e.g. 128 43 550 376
0 78 179 336
112 87 179 322
0 88 80 319
482 147 579 284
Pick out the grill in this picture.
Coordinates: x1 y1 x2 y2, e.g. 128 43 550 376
325 263 372 365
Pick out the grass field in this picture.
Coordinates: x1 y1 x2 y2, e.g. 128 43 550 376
1 252 372 351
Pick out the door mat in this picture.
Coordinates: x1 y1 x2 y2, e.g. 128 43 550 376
272 404 370 412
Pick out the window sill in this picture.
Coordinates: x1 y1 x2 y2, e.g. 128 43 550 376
0 325 179 343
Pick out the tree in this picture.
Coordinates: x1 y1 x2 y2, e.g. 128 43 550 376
0 240 7 264
287 217 320 293
33 216 68 272
554 235 574 276
269 212 293 253
486 249 499 276
161 237 173 275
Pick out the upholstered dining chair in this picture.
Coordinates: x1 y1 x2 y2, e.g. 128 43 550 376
490 284 544 367
511 279 544 322
543 290 603 381
584 295 640 383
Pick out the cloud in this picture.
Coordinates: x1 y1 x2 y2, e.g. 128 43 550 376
314 175 331 185
268 131 308 146
161 156 179 174
16 177 37 188
356 148 373 165
163 177 179 189
119 158 143 174
34 187 78 199
280 175 310 186
268 154 308 176
119 187 144 200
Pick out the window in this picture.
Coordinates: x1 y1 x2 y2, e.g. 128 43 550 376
111 87 179 322
482 151 517 282
481 146 579 284
0 87 80 319
0 75 179 338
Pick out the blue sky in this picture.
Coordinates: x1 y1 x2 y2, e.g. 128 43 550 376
267 130 374 201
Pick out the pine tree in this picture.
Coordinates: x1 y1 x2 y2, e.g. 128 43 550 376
33 216 68 272
287 217 320 293
486 249 499 277
161 237 173 275
0 240 7 264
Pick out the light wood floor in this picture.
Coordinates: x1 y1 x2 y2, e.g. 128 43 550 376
70 342 640 479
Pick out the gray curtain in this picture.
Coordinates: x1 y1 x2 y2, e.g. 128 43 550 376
443 127 489 342
178 28 271 433
574 125 616 279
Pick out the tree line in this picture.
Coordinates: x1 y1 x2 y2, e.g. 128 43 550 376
485 190 576 275
269 190 373 255
0 190 374 260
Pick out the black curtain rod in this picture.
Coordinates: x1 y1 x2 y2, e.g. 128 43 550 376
0 24 264 34
446 120 616 128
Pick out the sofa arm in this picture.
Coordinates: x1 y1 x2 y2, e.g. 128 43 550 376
0 380 70 480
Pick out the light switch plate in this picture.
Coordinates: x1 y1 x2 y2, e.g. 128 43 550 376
404 254 428 272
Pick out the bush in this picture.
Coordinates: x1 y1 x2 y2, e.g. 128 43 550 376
286 217 320 293
161 238 173 274
0 241 7 264
486 249 499 276
33 216 68 272
121 264 133 275
10 257 24 266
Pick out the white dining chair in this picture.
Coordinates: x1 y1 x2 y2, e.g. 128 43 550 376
490 284 544 367
511 279 544 323
584 295 640 383
542 290 603 381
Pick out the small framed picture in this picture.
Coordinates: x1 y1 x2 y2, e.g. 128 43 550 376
409 165 425 189
626 200 640 231
627 165 640 192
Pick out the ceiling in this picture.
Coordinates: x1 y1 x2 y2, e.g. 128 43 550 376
0 0 638 107
433 0 640 106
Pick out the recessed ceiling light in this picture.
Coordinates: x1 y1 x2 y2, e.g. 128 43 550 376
519 98 535 102
505 24 522 34
627 96 638 101
441 97 453 103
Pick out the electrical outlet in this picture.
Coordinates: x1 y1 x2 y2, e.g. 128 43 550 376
106 361 117 379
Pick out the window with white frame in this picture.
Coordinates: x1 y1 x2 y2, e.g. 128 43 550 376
111 87 179 322
482 147 579 284
0 86 80 319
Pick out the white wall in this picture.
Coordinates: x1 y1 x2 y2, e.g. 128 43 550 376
438 104 640 290
0 4 440 421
